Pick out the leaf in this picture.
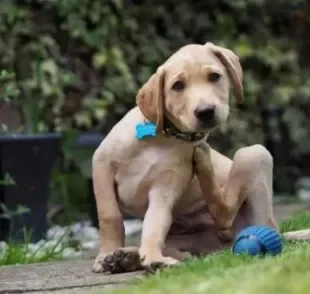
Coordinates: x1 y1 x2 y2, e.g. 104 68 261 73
233 37 254 58
41 59 58 77
0 70 15 83
74 111 92 128
94 108 106 120
0 203 8 213
111 0 123 10
16 205 31 215
0 173 15 186
0 213 11 219
273 86 296 104
92 51 107 69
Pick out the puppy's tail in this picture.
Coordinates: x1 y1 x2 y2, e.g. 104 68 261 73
282 229 310 240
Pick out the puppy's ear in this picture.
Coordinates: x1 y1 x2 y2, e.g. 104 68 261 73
136 67 166 132
205 42 243 103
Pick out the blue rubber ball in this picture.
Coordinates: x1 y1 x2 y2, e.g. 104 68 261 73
232 225 282 256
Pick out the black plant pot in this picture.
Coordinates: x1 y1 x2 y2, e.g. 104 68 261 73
0 133 61 242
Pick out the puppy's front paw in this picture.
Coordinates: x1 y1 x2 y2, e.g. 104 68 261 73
93 252 109 273
140 255 180 273
93 247 142 274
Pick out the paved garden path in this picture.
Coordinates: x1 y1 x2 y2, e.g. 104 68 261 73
0 202 309 294
0 259 144 294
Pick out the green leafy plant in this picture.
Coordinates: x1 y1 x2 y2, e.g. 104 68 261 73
0 227 70 266
0 70 19 101
0 204 30 220
0 173 19 221
0 173 15 186
1 0 309 201
0 1 76 134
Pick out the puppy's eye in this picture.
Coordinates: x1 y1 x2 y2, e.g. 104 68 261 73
208 72 221 82
172 81 185 91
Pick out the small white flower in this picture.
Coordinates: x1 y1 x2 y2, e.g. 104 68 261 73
0 241 7 251
47 225 69 241
26 243 40 253
62 247 81 259
0 241 7 258
73 226 99 242
80 240 98 251
70 222 83 235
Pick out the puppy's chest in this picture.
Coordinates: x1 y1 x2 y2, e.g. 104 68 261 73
114 145 193 209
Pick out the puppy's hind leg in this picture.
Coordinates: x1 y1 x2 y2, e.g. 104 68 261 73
194 144 277 252
223 144 278 231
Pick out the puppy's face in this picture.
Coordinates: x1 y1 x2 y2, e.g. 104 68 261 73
137 42 243 133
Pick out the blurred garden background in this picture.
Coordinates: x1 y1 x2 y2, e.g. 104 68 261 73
0 0 310 242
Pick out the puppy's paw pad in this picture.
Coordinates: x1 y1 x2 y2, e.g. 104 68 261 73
113 249 125 259
93 247 141 274
104 254 116 264
120 250 142 271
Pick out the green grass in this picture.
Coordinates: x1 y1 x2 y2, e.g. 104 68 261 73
0 229 69 266
105 211 310 294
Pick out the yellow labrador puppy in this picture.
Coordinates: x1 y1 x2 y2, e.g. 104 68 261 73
92 42 278 273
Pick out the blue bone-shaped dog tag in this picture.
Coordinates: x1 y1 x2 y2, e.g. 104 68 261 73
135 122 157 140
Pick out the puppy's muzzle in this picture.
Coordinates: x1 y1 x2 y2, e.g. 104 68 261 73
194 104 216 126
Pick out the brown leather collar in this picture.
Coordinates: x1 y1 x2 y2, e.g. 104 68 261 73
162 117 207 142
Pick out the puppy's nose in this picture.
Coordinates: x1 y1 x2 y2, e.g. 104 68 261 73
194 104 216 123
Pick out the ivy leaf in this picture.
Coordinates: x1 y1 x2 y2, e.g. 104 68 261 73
16 204 31 215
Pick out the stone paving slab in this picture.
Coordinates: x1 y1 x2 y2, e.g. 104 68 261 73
25 284 125 294
0 260 143 293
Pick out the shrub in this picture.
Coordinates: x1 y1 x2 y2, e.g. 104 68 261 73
0 0 309 192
